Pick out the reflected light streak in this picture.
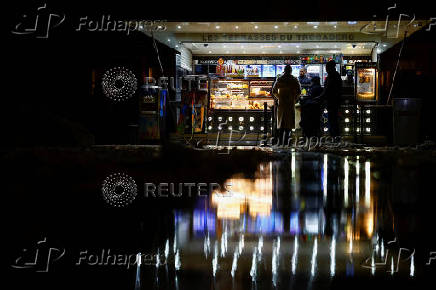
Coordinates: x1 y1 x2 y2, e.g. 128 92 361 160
356 157 360 202
344 157 349 206
310 238 318 277
250 247 258 282
231 249 239 278
175 249 181 271
291 236 298 275
134 253 141 290
323 154 328 202
212 241 218 276
330 238 336 277
365 161 371 208
291 152 296 178
410 254 415 277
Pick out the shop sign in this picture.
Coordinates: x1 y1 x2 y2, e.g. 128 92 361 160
202 33 357 42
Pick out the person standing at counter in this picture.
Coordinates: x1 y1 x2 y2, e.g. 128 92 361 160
320 60 342 137
298 67 311 85
272 65 301 145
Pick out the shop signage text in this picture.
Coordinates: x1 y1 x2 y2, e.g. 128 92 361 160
202 33 355 42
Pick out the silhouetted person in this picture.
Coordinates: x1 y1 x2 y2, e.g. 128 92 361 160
300 76 322 137
320 60 342 137
272 65 301 145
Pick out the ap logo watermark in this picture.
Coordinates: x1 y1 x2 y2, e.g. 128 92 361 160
11 3 65 39
11 237 65 272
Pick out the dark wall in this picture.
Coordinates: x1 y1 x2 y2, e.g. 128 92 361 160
6 8 177 146
379 27 436 141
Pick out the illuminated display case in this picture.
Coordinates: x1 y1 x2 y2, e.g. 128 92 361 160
355 62 377 102
207 79 273 134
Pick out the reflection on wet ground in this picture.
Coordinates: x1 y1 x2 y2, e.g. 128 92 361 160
5 149 435 290
136 152 435 290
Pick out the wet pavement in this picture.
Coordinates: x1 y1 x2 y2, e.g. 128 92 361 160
5 148 436 290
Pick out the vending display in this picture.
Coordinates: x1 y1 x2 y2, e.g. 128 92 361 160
244 65 261 77
355 62 377 102
249 80 275 110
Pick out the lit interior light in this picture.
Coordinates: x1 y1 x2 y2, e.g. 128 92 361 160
292 129 296 132
296 51 300 53
228 117 233 121
167 39 171 42
324 109 328 113
208 51 212 54
208 126 212 130
274 25 278 29
239 116 244 121
249 117 254 122
345 127 350 132
278 45 281 48
324 127 328 132
175 45 179 48
254 25 259 29
228 126 233 130
260 126 264 131
333 25 337 29
313 25 318 29
366 127 371 132
345 109 349 113
250 126 254 131
357 110 360 114
345 118 350 123
348 21 357 25
280 51 283 54
177 25 182 29
366 109 371 114
294 25 298 29
218 117 223 121
239 126 243 130
208 117 212 121
356 128 361 132
215 25 220 29
383 44 387 47
235 26 239 29
366 118 371 123
218 126 222 130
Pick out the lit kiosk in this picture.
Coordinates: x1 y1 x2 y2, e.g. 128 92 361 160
354 62 378 142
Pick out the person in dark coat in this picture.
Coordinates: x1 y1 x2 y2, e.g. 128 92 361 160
320 60 342 137
300 76 322 137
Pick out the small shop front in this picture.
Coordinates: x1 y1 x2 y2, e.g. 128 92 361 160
142 21 428 145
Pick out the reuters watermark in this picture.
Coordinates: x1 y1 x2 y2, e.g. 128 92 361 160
101 172 233 207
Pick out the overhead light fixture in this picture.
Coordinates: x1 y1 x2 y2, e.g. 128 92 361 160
167 39 171 42
348 21 357 25
279 51 283 54
175 45 179 48
313 25 318 29
254 25 259 29
274 25 278 29
296 45 300 48
208 50 212 53
215 25 220 29
383 44 387 47
235 25 239 29
177 25 181 29
334 25 337 29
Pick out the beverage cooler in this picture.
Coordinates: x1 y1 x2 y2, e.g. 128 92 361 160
138 85 167 142
355 62 378 103
206 79 274 134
